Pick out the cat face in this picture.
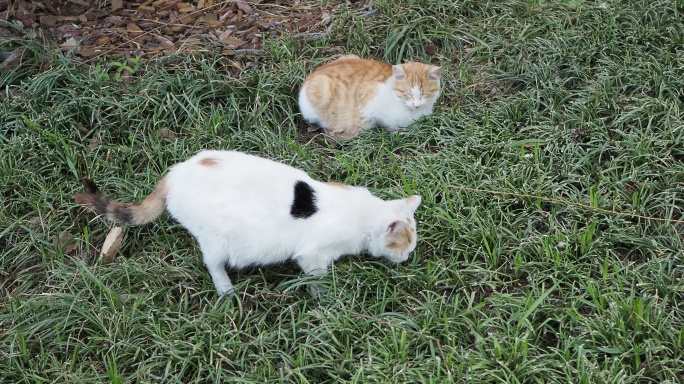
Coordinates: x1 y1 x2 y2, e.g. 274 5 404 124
392 63 442 110
372 195 422 263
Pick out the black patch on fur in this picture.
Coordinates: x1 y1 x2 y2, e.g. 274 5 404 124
92 198 109 216
82 178 99 194
290 180 318 219
83 177 100 195
81 178 109 215
113 206 133 223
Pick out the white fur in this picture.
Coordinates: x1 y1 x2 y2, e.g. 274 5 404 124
164 150 421 296
298 83 321 125
362 78 440 132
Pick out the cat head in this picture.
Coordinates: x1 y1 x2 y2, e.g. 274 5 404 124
369 195 422 263
391 63 442 110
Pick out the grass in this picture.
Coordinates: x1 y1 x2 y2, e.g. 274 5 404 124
1 0 684 382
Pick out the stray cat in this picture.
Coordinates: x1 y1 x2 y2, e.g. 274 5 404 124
299 55 442 139
74 150 422 297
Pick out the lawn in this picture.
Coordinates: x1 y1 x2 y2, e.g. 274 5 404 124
1 0 684 382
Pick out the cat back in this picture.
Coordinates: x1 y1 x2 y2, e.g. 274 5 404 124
75 150 422 298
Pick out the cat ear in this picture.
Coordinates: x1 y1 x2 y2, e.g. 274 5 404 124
429 67 442 80
392 65 407 80
404 195 422 214
387 220 407 234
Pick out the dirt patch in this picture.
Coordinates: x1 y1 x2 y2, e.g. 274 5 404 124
1 0 368 64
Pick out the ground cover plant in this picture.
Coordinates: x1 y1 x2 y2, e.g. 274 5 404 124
2 0 684 382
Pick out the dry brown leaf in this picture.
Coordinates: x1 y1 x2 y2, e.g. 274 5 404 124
67 0 90 6
155 35 176 47
218 31 246 46
126 23 143 34
101 226 124 263
159 0 181 11
235 0 253 14
219 10 232 22
111 0 123 11
61 37 78 48
138 5 156 13
75 48 105 58
161 128 177 140
39 15 58 27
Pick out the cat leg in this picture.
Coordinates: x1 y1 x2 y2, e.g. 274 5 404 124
198 240 234 296
325 117 369 139
295 254 332 299
205 258 234 296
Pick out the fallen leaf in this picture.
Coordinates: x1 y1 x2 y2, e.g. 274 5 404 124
321 12 331 25
75 48 105 58
219 10 232 22
161 128 177 140
155 35 176 47
127 23 143 34
235 0 253 14
111 0 123 11
39 15 58 27
158 0 181 11
297 19 316 32
138 5 156 13
101 226 124 263
61 37 78 48
177 37 201 44
218 31 246 46
67 0 90 6
1 50 22 70
138 21 161 29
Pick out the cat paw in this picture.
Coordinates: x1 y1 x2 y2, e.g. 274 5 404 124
216 286 235 297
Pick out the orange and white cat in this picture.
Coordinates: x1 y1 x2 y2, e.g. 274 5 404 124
74 150 422 298
299 55 442 138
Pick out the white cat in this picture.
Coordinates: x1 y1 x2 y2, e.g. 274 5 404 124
74 150 422 297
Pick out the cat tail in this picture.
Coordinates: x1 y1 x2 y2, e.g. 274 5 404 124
74 177 168 225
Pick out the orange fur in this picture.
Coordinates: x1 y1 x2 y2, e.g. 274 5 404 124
74 177 169 225
386 221 414 251
199 157 219 167
323 182 352 189
301 55 441 138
